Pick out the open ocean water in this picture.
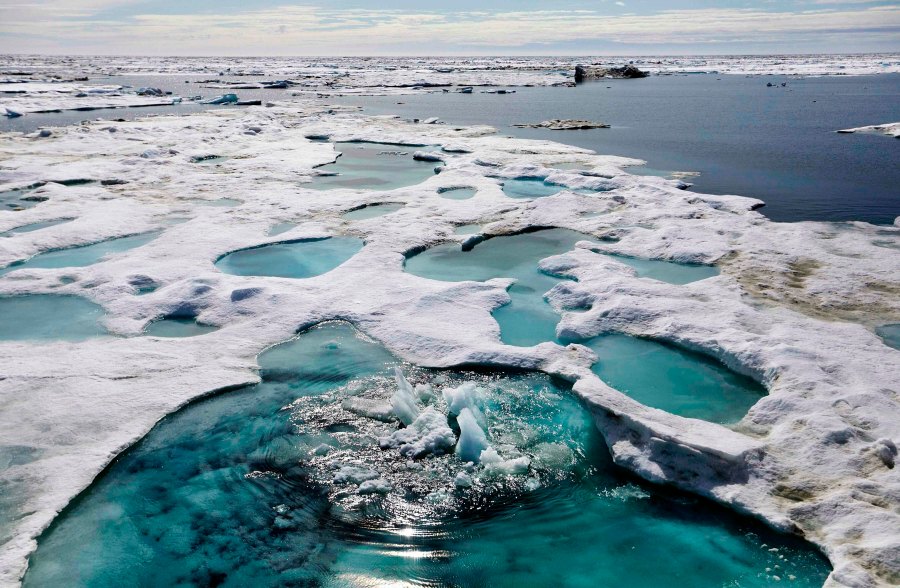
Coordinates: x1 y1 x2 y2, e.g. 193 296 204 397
2 72 897 223
337 74 900 225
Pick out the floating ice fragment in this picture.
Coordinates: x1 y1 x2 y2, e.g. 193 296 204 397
442 382 483 416
342 397 394 422
480 448 530 476
455 408 489 463
357 478 392 495
454 471 473 488
333 465 379 484
379 407 455 459
391 367 420 425
415 383 436 404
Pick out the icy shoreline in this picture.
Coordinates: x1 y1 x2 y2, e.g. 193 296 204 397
0 103 898 587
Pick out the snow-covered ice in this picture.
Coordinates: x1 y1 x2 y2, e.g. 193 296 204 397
837 122 900 139
0 90 897 588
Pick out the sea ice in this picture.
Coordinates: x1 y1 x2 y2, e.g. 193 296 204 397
378 407 456 458
0 92 897 587
391 367 420 425
455 407 489 463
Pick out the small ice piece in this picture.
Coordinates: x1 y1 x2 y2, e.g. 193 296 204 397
454 471 473 488
379 407 455 458
342 397 394 422
333 465 379 484
357 478 392 495
480 448 531 476
442 382 483 416
392 368 420 425
4 108 23 118
415 383 436 404
455 408 488 463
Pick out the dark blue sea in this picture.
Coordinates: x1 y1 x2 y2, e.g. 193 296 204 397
337 74 900 225
2 73 897 224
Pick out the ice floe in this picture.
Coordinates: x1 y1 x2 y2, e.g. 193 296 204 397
0 96 897 588
837 122 900 139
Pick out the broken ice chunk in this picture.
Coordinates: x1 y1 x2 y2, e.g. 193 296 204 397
333 465 379 484
391 367 420 425
358 478 392 495
455 407 489 463
480 448 530 476
379 407 455 458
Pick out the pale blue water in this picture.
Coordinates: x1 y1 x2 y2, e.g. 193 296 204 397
339 74 900 224
23 322 829 587
404 228 717 347
144 317 219 338
454 224 482 235
437 186 477 200
876 324 900 350
0 295 106 340
342 203 403 220
0 232 160 276
580 334 765 423
502 178 567 199
0 218 72 238
0 187 42 212
308 142 440 191
215 237 364 278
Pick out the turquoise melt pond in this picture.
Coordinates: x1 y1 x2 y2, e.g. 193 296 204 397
216 237 363 278
0 295 107 341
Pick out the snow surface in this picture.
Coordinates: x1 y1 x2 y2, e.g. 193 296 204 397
0 95 898 588
837 122 900 139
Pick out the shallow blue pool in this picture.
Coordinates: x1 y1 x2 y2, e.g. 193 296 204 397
215 237 363 279
404 228 717 347
0 218 72 238
876 324 900 350
0 232 160 276
308 142 439 191
579 334 765 423
0 295 107 340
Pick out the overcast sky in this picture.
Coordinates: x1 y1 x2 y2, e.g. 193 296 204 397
1 0 898 55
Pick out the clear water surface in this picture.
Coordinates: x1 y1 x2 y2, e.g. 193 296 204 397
215 237 364 278
0 295 107 340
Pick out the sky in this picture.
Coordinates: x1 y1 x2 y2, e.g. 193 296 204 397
0 0 898 56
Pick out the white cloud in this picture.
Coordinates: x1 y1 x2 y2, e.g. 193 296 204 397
0 4 897 54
